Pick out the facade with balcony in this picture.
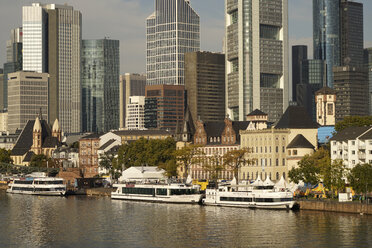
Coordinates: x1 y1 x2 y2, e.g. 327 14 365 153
330 126 372 168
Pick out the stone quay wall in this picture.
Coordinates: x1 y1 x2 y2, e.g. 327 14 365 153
298 200 372 215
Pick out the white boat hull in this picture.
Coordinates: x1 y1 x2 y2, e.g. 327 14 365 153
203 200 294 209
111 193 202 204
6 189 66 196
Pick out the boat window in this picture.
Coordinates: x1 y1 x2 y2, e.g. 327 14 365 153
121 187 155 195
220 197 252 202
156 188 167 195
170 189 197 195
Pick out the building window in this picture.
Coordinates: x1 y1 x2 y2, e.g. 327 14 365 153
276 146 278 153
352 141 355 146
293 150 297 155
282 146 285 153
288 150 291 156
276 159 279 166
283 159 285 166
352 151 355 155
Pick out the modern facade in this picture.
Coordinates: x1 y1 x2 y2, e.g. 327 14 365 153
300 59 327 120
82 39 120 133
144 84 184 131
22 3 48 73
3 27 23 110
330 126 372 169
119 73 146 129
0 111 8 132
340 0 363 66
225 0 289 122
7 71 49 133
365 48 372 115
126 96 146 130
315 87 336 126
22 3 82 133
333 66 368 122
292 45 307 102
184 51 225 125
146 0 200 86
313 0 340 87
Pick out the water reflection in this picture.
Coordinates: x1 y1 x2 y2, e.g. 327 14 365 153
0 193 371 248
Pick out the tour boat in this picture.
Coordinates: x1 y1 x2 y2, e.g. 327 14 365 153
203 184 295 210
111 183 203 204
7 174 66 196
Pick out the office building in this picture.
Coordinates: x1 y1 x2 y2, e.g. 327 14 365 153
299 59 327 120
364 48 372 114
225 0 289 122
82 39 120 132
126 96 146 130
7 71 48 133
22 3 82 133
333 66 368 122
315 87 336 126
3 27 23 110
184 51 225 125
119 73 146 129
146 0 200 86
144 84 184 131
313 0 340 87
340 0 363 66
292 46 307 102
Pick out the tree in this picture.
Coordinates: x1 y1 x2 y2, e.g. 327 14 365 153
158 159 178 178
348 163 372 199
0 148 12 164
202 155 225 187
174 144 203 179
223 148 254 184
335 116 372 133
322 160 346 198
30 154 48 167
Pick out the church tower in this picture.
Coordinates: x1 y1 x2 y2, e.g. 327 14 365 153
31 117 42 155
52 119 62 142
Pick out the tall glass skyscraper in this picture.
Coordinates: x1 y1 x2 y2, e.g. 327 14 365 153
82 39 120 132
225 0 288 122
146 0 200 86
313 0 340 88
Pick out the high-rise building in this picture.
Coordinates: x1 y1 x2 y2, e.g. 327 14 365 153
7 71 48 133
3 27 23 110
146 0 200 86
340 0 363 66
81 39 120 133
22 3 82 133
119 73 146 129
292 46 307 102
333 66 368 122
22 3 48 73
184 51 225 125
364 48 372 114
300 59 327 120
313 0 340 87
126 96 146 130
225 0 289 122
315 87 336 126
144 84 184 131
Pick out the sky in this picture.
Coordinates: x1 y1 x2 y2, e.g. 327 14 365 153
0 0 372 74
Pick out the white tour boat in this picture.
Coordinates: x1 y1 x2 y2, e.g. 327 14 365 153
7 173 66 196
203 184 295 210
111 183 203 204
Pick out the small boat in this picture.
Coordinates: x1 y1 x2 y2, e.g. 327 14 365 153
111 182 203 204
6 173 66 196
203 184 295 210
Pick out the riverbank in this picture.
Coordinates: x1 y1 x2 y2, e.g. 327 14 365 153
298 199 372 215
66 187 114 197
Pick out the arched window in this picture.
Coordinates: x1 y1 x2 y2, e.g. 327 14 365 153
276 172 279 180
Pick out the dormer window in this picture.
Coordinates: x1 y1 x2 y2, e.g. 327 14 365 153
217 137 220 142
210 137 213 142
214 137 217 142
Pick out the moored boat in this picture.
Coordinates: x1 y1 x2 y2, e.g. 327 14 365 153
111 183 203 204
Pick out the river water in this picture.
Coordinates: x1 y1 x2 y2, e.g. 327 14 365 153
0 191 371 248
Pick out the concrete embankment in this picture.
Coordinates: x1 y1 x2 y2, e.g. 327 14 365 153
0 185 8 190
298 200 372 215
83 188 114 197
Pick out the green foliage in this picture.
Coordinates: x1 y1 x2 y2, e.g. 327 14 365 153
202 155 225 185
0 148 12 164
335 116 372 133
99 152 119 179
174 144 203 178
348 163 372 195
223 148 254 184
30 154 48 167
116 137 176 177
0 163 59 176
158 159 178 178
69 141 79 149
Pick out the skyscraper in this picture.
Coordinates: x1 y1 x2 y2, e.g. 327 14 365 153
146 0 200 86
340 0 363 66
313 0 340 87
225 0 289 122
22 3 82 133
184 51 225 125
119 73 146 129
82 39 120 132
292 46 307 102
364 48 372 114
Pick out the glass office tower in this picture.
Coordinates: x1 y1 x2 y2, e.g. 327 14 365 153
146 0 200 86
313 0 340 88
82 39 120 132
